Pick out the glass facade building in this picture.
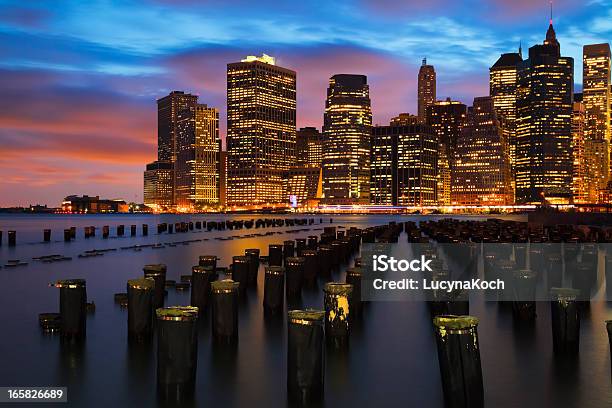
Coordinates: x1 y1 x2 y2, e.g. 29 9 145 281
226 54 296 206
426 98 467 206
515 23 574 204
583 43 611 200
175 104 221 208
370 123 437 206
296 127 323 168
322 74 372 204
452 97 513 205
418 59 436 123
490 51 522 179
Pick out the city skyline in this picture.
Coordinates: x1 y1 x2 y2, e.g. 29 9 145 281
1 0 612 206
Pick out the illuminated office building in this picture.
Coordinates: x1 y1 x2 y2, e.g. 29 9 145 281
226 54 296 206
572 101 588 203
418 59 436 122
284 167 322 205
370 122 437 206
452 97 513 205
490 50 522 173
296 127 323 168
322 74 372 203
390 113 419 126
583 43 611 199
175 104 221 208
515 21 574 204
143 160 174 209
219 151 227 207
426 98 467 205
157 91 199 163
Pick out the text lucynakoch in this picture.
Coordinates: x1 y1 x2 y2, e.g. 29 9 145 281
372 278 505 292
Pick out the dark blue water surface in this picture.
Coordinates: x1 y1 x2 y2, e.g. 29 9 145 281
0 214 611 408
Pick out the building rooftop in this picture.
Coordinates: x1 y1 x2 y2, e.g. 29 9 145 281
491 52 523 68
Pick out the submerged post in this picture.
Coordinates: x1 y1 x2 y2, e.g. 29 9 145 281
263 266 285 315
607 320 612 379
143 264 167 310
433 315 483 408
156 306 199 401
301 249 319 287
7 230 16 246
232 256 249 295
191 265 214 313
512 269 537 321
56 279 87 340
269 244 284 267
245 248 260 286
285 257 305 304
127 278 155 343
345 267 362 316
550 288 580 355
287 310 325 405
211 280 240 344
323 283 353 348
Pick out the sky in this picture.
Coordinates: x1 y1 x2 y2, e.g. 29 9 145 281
1 0 611 207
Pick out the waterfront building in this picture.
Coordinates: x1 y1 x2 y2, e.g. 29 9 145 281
418 59 436 122
284 167 322 206
426 98 467 205
296 127 323 168
572 101 588 203
452 97 513 205
62 195 128 213
370 122 437 206
175 104 221 209
226 54 296 206
322 74 372 204
583 43 611 200
515 21 574 204
490 50 522 174
143 161 174 210
219 151 227 207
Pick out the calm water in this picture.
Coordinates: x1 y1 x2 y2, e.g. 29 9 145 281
0 214 611 408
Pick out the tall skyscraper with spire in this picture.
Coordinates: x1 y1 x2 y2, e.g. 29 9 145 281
515 18 574 204
226 54 296 206
418 59 436 122
322 74 372 203
582 43 611 202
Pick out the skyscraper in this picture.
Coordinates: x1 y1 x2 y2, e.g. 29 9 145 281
515 21 574 204
226 54 296 206
452 97 513 206
571 101 588 203
370 122 437 206
583 43 611 200
296 127 323 168
322 74 372 203
175 104 221 208
143 161 173 210
418 59 436 122
490 50 522 174
144 91 199 209
390 113 419 126
284 167 322 206
426 98 467 205
157 91 199 163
